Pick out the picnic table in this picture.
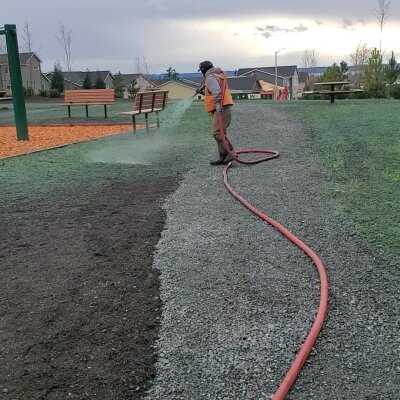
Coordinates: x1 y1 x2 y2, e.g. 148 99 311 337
312 81 363 103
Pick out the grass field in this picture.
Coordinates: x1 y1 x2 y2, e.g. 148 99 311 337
289 99 400 268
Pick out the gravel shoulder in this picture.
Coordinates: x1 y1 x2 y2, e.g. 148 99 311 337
147 102 400 399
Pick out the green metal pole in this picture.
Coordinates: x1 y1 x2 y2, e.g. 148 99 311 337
4 24 29 140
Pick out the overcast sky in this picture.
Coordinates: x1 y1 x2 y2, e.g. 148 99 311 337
3 0 400 74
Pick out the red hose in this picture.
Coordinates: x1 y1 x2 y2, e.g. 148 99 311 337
217 73 329 399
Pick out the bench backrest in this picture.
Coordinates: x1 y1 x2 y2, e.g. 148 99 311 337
134 90 168 112
64 89 115 104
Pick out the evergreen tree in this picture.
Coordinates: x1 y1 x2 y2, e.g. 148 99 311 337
164 66 179 80
321 63 342 82
50 61 64 93
340 60 349 80
82 72 92 89
113 71 125 98
95 72 106 89
384 51 400 89
363 48 386 98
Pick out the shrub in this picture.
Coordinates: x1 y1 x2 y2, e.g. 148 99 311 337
389 84 400 99
39 89 48 97
48 89 60 98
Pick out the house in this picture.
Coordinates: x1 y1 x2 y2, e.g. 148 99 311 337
46 70 114 91
118 73 155 99
154 78 200 99
0 52 45 95
298 71 310 92
227 76 263 100
237 65 299 99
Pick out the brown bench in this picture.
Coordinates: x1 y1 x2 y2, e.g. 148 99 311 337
62 89 115 118
119 90 168 131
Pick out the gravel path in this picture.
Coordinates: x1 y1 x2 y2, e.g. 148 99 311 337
146 102 400 399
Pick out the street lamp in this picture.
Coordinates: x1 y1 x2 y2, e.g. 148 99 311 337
274 47 285 99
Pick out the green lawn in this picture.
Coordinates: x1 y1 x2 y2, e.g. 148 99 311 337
289 99 400 268
0 98 196 126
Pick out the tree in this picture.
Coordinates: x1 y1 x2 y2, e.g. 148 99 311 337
349 44 371 87
95 73 106 89
376 0 391 52
384 51 400 91
50 61 64 94
363 48 386 98
321 63 342 82
164 66 179 80
127 79 139 99
57 23 73 72
340 60 349 80
301 49 318 70
22 20 37 53
134 55 150 74
82 72 92 89
113 72 125 98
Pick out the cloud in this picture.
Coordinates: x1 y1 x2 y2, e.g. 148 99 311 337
316 19 324 25
338 19 354 30
254 23 308 39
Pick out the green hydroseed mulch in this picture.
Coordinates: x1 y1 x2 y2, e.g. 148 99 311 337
289 99 400 268
0 100 210 212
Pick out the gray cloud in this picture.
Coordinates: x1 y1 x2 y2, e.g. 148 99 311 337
254 23 308 39
3 0 400 74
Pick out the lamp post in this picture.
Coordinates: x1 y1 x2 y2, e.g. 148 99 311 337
274 47 285 100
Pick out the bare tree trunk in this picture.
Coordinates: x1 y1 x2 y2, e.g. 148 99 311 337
376 0 391 52
57 23 73 72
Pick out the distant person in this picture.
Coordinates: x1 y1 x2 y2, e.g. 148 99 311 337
196 61 234 165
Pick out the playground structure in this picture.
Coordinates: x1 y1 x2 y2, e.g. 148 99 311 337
0 24 29 140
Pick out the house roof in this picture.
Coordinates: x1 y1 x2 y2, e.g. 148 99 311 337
0 51 42 65
241 70 286 86
118 73 155 86
297 67 328 75
227 76 261 92
237 65 298 77
46 70 113 86
155 78 199 90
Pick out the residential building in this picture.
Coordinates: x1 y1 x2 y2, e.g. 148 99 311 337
154 78 200 99
227 76 263 100
237 65 299 99
0 52 45 95
118 73 155 99
45 70 114 91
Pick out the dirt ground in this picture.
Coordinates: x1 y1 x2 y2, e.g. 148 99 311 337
0 176 178 399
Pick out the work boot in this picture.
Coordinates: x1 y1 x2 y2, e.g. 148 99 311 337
222 141 235 164
210 141 228 165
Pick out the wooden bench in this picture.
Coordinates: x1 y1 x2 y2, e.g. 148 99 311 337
62 89 115 118
119 90 168 131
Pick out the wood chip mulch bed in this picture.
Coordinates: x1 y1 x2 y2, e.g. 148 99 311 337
0 124 139 159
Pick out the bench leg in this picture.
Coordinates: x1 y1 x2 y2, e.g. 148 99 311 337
85 105 89 118
132 115 136 132
104 105 107 119
68 105 71 118
145 113 149 132
156 111 160 128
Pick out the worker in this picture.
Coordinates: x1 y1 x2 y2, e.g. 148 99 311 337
196 61 234 165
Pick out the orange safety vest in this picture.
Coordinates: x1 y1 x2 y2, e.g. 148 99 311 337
204 72 234 112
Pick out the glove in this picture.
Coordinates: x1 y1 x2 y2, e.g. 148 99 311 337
215 102 224 113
